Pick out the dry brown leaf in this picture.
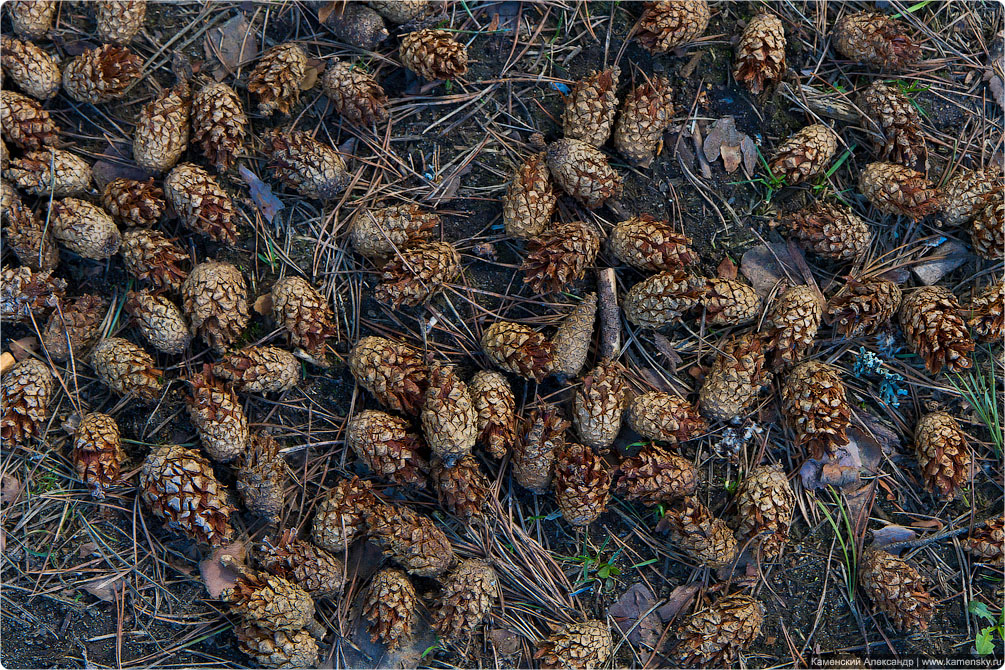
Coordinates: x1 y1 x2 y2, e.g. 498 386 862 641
717 255 737 279
199 541 247 598
1 474 22 504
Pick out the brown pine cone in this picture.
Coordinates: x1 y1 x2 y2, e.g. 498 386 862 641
139 444 233 546
967 280 1004 343
780 361 851 458
859 161 940 219
120 229 188 292
768 124 837 185
562 67 619 147
914 411 970 500
733 13 786 95
609 214 696 272
72 412 124 499
698 333 772 423
62 45 142 104
41 293 107 361
248 43 307 115
545 138 622 209
191 81 247 173
8 149 91 197
734 464 794 559
660 497 738 568
271 276 338 360
761 285 823 366
311 476 375 553
773 200 871 261
365 502 454 577
513 404 568 493
399 29 467 80
672 594 764 668
1 358 53 445
7 0 56 39
502 152 556 239
431 454 489 519
133 82 190 172
236 433 287 523
348 336 429 415
826 277 902 338
0 266 64 324
550 293 597 379
102 178 165 227
635 1 710 52
940 168 1001 227
124 289 191 354
164 163 238 243
468 370 515 459
322 3 388 51
1 139 7 171
90 337 163 402
362 568 417 650
627 391 707 445
49 198 121 260
181 260 249 352
612 76 674 166
234 623 319 669
970 191 1004 260
374 241 460 307
859 548 934 632
349 203 438 261
4 192 59 270
963 517 1004 567
522 221 601 294
95 0 147 44
368 0 427 23
259 530 344 598
858 81 926 170
701 277 761 326
422 364 477 466
614 445 698 506
187 367 249 463
481 321 553 382
432 559 497 641
223 569 317 632
346 409 428 487
623 270 707 330
0 90 58 150
0 35 61 100
573 360 627 450
534 620 612 670
898 286 974 374
215 346 300 394
554 443 611 526
263 129 349 201
321 59 388 126
832 11 920 69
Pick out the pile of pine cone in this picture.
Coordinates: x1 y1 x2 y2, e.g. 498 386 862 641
1 1 1002 668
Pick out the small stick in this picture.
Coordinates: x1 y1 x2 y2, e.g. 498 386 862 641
879 516 997 553
596 268 620 361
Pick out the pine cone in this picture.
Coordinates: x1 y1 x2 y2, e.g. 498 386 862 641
120 229 188 292
481 321 553 382
49 198 121 259
311 476 375 553
72 412 124 499
612 76 674 166
768 124 837 185
263 129 349 201
774 200 871 261
181 260 249 352
963 517 1004 567
271 275 338 360
7 0 56 39
349 203 438 261
234 623 319 669
914 411 970 500
8 149 91 197
90 337 163 402
236 432 287 523
322 3 388 51
0 90 58 150
859 161 940 219
660 497 738 568
734 464 794 559
102 178 165 227
431 455 489 519
368 0 427 24
733 13 786 95
223 569 317 632
627 391 707 445
534 620 612 670
432 559 497 641
832 11 920 69
635 1 710 52
321 59 388 126
522 221 601 294
139 444 233 545
41 293 107 361
609 214 696 272
573 360 627 450
346 409 428 487
502 152 556 239
698 333 772 423
700 278 761 326
858 81 926 170
623 270 707 330
554 443 611 526
859 548 934 632
550 293 597 379
0 358 53 445
672 594 764 668
970 192 1004 260
215 346 300 394
898 286 974 374
0 35 61 100
761 285 823 366
422 364 477 465
562 67 619 147
3 192 59 270
399 29 467 80
348 336 429 415
133 82 190 172
187 367 249 463
967 280 1004 343
124 289 191 354
95 0 146 44
826 277 902 338
248 43 307 115
259 530 344 598
374 241 460 307
513 404 568 493
365 502 454 577
940 168 1001 227
614 444 698 506
468 370 515 459
191 80 247 173
1 139 8 171
164 163 238 243
361 568 417 649
0 266 64 324
545 138 622 209
780 361 851 459
62 45 142 104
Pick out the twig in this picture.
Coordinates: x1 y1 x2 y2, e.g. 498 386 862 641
596 268 620 360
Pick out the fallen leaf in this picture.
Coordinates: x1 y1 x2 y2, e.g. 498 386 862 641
652 333 683 367
739 243 800 299
608 583 661 647
204 13 258 79
199 541 246 598
91 160 152 190
253 293 273 316
1 474 22 504
239 164 284 224
83 574 123 602
300 66 320 91
740 135 758 177
78 541 100 558
911 518 944 530
871 524 918 548
488 629 521 655
701 117 751 174
844 481 876 542
911 239 971 285
9 337 38 360
846 427 883 474
657 583 699 622
717 255 737 280
318 1 339 24
799 443 862 490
